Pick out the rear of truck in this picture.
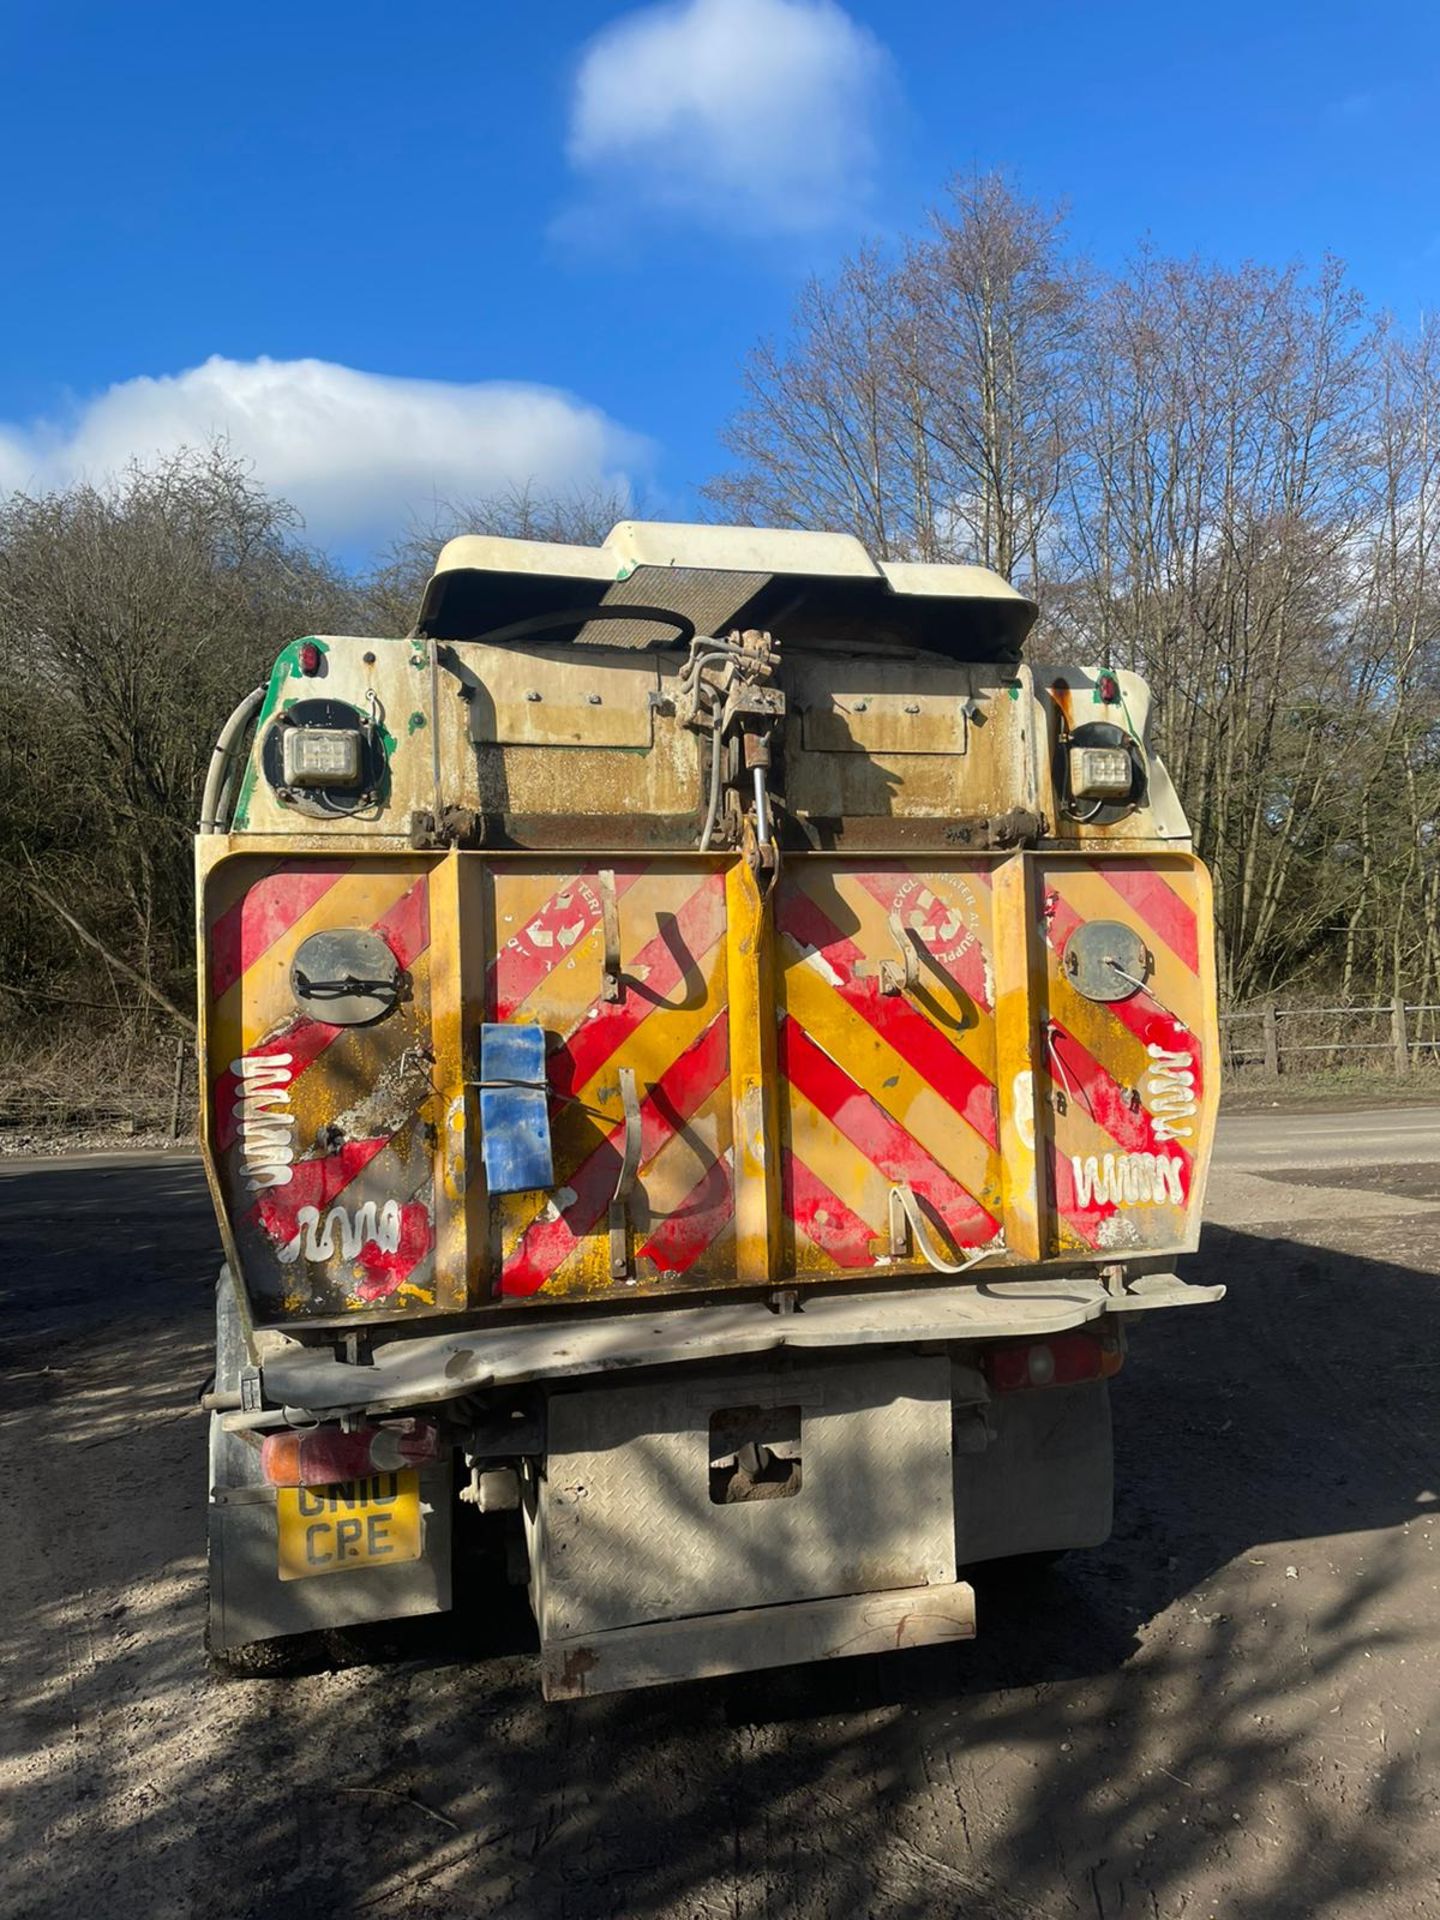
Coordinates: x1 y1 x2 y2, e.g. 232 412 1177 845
198 522 1221 1697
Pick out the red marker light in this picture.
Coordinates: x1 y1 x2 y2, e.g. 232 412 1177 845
298 641 322 676
1097 672 1120 705
261 1419 441 1487
982 1329 1125 1392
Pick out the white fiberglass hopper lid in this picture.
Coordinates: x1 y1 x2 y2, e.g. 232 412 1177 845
415 521 1038 662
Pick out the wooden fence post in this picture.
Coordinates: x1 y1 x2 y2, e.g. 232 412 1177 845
1263 1001 1280 1077
1392 998 1410 1075
169 1036 188 1138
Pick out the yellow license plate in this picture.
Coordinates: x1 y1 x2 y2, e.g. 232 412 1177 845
276 1469 423 1581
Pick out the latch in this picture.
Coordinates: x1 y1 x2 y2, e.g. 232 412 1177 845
408 805 485 850
608 1067 642 1280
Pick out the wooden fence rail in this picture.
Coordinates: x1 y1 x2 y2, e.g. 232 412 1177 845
1220 1000 1440 1075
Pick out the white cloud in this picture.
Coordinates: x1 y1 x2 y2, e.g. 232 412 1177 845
565 0 891 235
0 356 651 546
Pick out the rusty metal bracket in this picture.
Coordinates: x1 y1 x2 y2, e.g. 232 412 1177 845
608 1067 642 1280
598 867 623 1002
880 912 921 996
408 805 485 850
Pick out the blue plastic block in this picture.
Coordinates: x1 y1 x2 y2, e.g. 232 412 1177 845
479 1023 554 1194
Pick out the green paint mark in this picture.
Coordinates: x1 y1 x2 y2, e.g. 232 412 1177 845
408 711 427 734
1006 682 1022 700
227 635 331 830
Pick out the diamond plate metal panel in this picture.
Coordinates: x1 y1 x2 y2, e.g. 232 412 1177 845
530 1353 955 1638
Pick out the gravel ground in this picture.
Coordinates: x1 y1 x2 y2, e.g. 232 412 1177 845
2 1120 1438 1920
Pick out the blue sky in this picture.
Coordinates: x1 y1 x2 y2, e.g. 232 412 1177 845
1 0 1436 556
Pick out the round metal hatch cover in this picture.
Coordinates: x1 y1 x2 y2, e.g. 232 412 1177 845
1062 919 1152 1002
290 928 402 1026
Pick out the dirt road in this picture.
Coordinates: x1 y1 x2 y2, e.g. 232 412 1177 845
2 1114 1438 1919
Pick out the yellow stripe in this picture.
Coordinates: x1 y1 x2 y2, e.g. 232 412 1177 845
783 1082 890 1251
496 866 682 1039
990 852 1042 1261
726 852 780 1284
781 957 1002 1213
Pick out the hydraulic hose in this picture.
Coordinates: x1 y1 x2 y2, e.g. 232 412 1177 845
200 685 266 833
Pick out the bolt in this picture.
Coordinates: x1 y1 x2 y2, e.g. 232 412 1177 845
525 689 542 703
904 702 920 715
587 693 603 706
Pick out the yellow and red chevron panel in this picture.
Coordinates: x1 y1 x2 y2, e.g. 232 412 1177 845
1033 853 1217 1256
487 859 738 1301
775 860 1005 1278
200 845 1218 1323
202 853 461 1322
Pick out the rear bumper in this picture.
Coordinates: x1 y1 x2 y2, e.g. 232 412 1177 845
235 1269 1223 1428
541 1580 977 1701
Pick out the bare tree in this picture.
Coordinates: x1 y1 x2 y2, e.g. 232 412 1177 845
0 445 358 1049
712 179 1440 1008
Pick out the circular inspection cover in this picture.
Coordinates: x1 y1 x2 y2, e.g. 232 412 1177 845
290 928 402 1025
1062 919 1152 1002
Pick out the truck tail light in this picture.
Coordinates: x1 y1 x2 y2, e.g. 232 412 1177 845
982 1328 1124 1393
261 1419 442 1487
281 724 364 788
1068 744 1132 798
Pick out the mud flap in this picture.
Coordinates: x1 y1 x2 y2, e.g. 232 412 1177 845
205 1267 452 1654
953 1378 1113 1565
206 1468 452 1654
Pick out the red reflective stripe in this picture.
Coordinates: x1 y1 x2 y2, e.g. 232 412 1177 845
783 1150 877 1267
209 866 348 1001
546 873 728 1104
214 1018 345 1153
248 1137 390 1239
502 1010 731 1297
779 1016 996 1243
1087 862 1199 974
778 884 998 1150
490 869 645 1022
1044 1018 1194 1185
373 876 430 968
354 1201 435 1303
639 1155 734 1276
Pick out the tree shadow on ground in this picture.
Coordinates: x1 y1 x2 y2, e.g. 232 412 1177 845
3 1157 1439 1919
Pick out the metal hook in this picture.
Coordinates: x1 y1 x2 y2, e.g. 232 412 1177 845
608 1067 642 1280
888 1183 1004 1275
